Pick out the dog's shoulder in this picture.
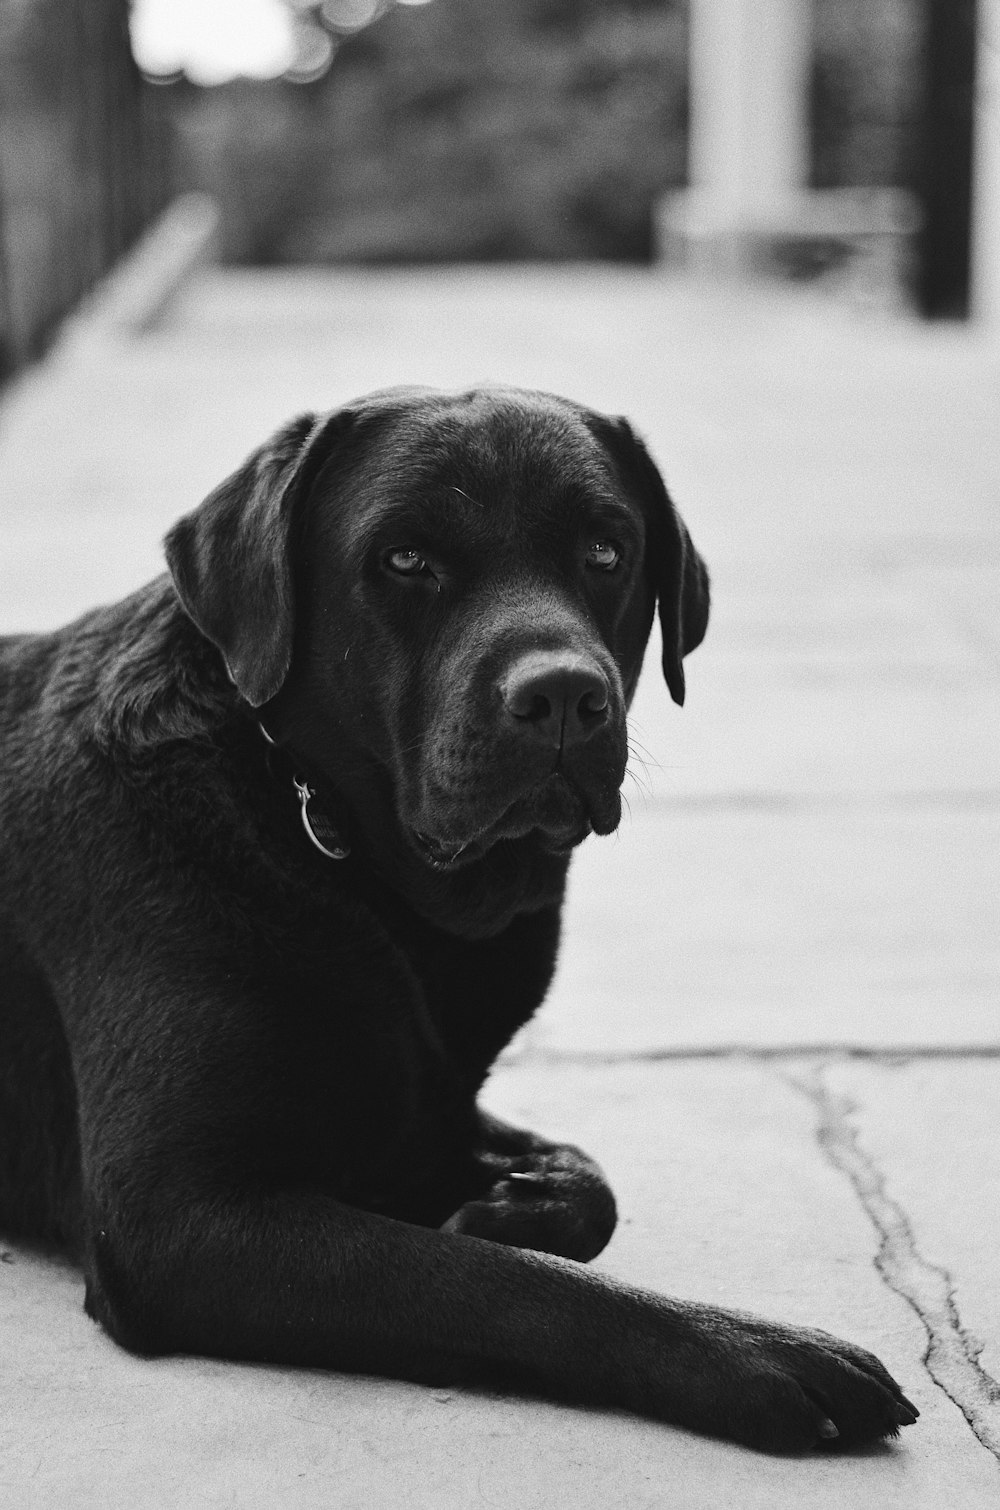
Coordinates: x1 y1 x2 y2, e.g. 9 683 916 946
0 576 227 754
0 578 258 895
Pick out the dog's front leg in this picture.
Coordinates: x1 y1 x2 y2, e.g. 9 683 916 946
64 949 916 1449
82 1179 917 1450
440 1108 618 1261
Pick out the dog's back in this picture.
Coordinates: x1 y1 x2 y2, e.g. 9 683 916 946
0 630 85 1246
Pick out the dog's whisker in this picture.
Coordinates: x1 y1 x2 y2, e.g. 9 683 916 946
624 770 651 804
626 741 653 770
625 747 655 797
628 746 661 776
626 729 663 771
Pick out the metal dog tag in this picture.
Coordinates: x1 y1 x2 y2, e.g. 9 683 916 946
293 777 350 860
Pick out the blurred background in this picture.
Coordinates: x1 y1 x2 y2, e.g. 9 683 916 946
0 0 995 1052
0 0 993 381
2 19 999 1476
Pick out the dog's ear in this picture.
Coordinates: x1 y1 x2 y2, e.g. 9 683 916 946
628 424 710 707
164 410 348 707
588 414 710 707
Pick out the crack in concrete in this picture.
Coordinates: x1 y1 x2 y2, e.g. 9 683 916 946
505 1043 1000 1066
793 1062 1000 1461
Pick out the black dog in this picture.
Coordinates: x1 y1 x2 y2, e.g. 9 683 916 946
0 385 917 1449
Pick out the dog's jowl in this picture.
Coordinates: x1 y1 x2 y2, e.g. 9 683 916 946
0 386 917 1449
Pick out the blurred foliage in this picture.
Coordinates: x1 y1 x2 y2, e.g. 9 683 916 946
0 0 170 375
164 0 926 266
0 0 930 337
169 0 689 263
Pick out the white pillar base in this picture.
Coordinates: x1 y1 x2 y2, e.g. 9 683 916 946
656 187 921 308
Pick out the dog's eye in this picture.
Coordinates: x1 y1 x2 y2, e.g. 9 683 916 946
586 541 620 571
385 549 429 576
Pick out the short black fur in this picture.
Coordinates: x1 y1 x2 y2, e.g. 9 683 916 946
0 385 917 1450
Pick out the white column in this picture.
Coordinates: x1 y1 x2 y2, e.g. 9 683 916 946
972 0 1000 326
687 0 812 238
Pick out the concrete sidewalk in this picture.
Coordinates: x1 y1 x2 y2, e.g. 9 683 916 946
1 265 998 1505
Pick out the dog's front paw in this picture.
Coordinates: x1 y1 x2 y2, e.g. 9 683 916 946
441 1149 617 1262
658 1309 919 1451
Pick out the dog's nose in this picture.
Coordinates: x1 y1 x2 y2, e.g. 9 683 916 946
501 653 610 749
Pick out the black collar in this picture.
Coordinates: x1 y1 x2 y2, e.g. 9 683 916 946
258 721 350 861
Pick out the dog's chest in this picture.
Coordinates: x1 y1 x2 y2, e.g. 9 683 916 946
259 918 481 1225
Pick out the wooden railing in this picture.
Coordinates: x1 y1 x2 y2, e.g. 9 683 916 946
0 0 171 379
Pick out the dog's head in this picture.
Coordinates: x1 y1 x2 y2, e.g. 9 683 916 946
166 387 708 928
